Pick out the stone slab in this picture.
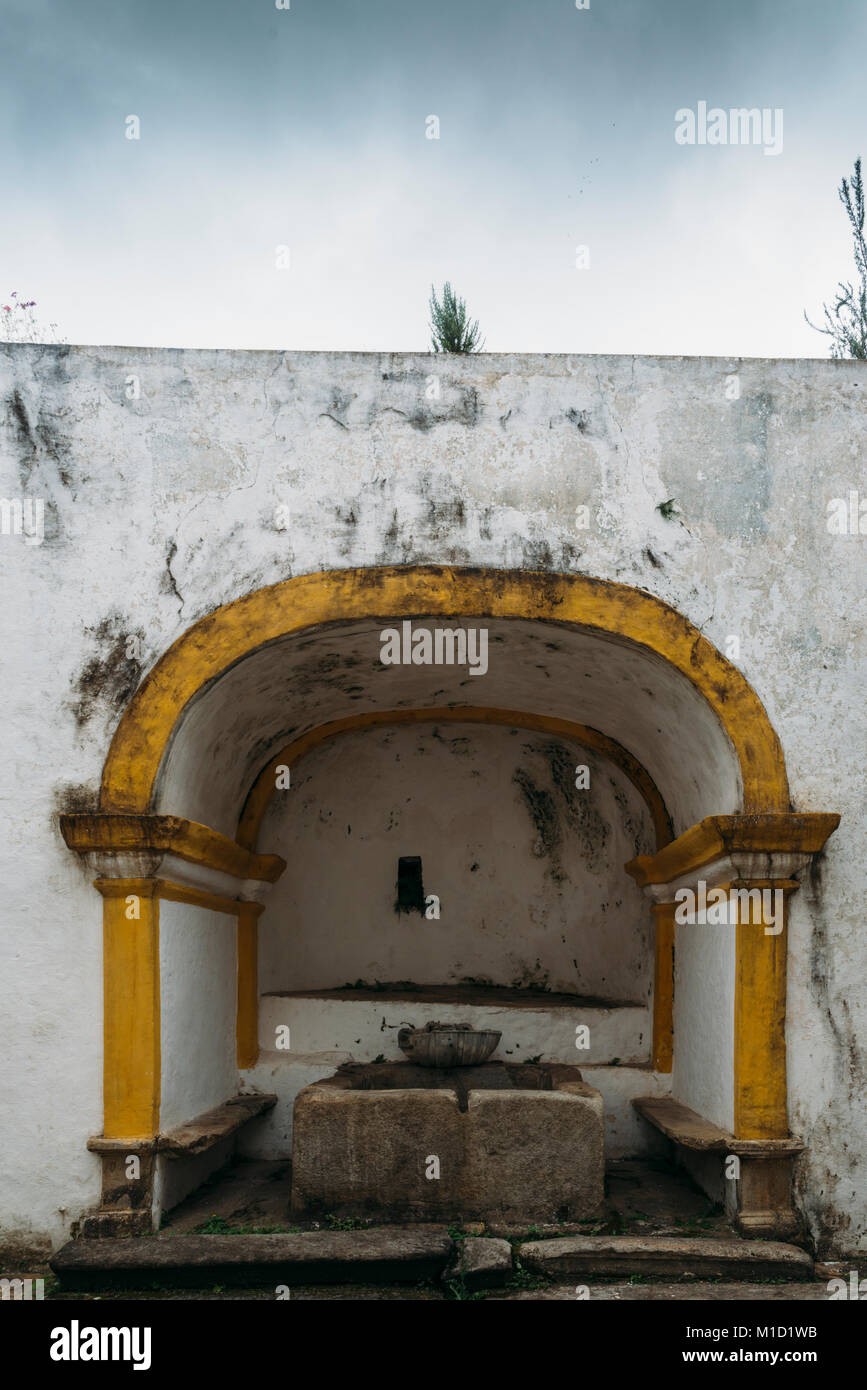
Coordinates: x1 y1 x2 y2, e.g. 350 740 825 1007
158 1094 278 1157
445 1237 513 1290
86 1093 278 1159
633 1096 804 1155
519 1236 813 1281
51 1228 454 1290
491 1282 830 1301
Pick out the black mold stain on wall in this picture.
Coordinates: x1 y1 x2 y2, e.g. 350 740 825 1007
54 781 100 815
512 741 613 883
7 386 75 491
512 767 565 883
71 613 145 729
795 854 865 1253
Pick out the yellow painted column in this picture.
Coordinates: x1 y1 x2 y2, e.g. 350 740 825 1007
650 901 675 1073
733 879 797 1139
95 878 161 1141
237 902 262 1068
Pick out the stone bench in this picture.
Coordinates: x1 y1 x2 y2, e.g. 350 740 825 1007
83 1094 277 1236
632 1095 803 1239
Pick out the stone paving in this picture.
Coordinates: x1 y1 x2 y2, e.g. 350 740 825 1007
42 1156 864 1302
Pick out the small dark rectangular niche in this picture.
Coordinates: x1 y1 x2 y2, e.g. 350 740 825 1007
396 856 425 914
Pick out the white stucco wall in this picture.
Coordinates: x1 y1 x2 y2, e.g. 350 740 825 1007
158 901 237 1133
0 838 103 1255
256 994 649 1065
673 922 736 1133
0 345 862 1254
257 722 655 1002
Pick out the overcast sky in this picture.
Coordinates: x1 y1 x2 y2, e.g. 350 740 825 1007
1 0 864 356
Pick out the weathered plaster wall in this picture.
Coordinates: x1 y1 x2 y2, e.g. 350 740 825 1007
0 345 862 1254
258 722 655 1002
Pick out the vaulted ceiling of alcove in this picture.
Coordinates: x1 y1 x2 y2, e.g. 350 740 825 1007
154 616 743 840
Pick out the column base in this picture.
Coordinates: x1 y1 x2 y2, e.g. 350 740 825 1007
731 1153 802 1240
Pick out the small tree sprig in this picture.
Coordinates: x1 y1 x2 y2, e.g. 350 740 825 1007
429 282 485 353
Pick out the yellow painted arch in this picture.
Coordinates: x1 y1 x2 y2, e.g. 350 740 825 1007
100 566 790 816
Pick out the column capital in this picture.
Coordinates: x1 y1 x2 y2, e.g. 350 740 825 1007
625 812 839 901
61 812 285 904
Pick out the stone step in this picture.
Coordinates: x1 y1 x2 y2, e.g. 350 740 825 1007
51 1228 454 1290
52 1227 815 1291
518 1235 813 1281
491 1281 830 1301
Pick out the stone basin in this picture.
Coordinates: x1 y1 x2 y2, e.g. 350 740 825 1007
397 1022 501 1067
291 1061 605 1223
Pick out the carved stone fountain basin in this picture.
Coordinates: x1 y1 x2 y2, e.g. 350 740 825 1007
397 1020 501 1067
291 1060 605 1223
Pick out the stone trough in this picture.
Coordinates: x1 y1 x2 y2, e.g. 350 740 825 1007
291 1061 604 1223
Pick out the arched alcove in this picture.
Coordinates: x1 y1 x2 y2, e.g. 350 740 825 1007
72 566 825 1238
